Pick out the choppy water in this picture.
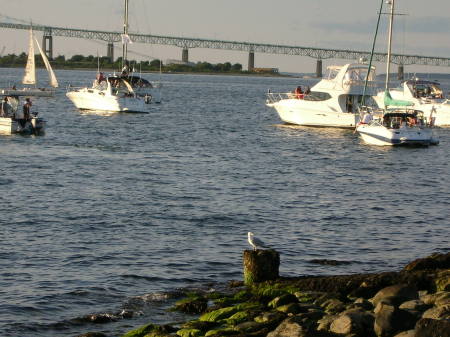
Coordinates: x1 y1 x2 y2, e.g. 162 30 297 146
0 67 449 337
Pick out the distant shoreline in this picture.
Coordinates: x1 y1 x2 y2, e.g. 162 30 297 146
0 65 305 78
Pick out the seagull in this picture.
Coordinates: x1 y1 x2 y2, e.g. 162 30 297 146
247 232 267 251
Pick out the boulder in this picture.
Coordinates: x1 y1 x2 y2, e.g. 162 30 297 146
435 270 450 291
393 330 415 337
268 294 298 308
399 299 431 312
200 307 238 322
371 284 418 308
374 302 417 337
266 316 337 337
403 252 450 271
415 318 450 337
329 308 374 336
422 305 450 320
173 296 208 314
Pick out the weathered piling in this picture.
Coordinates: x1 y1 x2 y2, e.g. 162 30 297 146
243 249 280 285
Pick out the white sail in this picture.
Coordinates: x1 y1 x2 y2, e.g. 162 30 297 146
22 28 36 85
34 37 58 88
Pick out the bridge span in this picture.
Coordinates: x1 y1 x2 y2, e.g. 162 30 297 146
1 21 450 78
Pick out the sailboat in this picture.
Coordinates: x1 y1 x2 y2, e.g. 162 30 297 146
66 0 162 113
1 27 58 97
356 0 438 146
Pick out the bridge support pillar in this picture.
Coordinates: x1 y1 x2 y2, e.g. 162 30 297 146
107 43 114 63
316 59 323 78
42 34 53 60
397 64 404 81
248 51 254 72
182 48 189 63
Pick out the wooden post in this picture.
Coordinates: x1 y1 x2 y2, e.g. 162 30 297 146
243 249 280 285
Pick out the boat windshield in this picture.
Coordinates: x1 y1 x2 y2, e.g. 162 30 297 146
406 80 443 99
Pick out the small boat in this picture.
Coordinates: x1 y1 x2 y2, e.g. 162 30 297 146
356 0 438 147
0 27 58 97
357 108 436 146
0 96 46 135
374 79 450 126
66 0 161 113
266 62 379 128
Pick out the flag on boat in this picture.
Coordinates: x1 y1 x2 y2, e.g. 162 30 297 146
121 34 133 44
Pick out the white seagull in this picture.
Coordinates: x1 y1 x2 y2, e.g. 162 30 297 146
247 232 267 251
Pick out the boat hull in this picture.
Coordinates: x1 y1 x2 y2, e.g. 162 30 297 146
269 99 359 128
66 90 152 113
357 124 433 146
0 117 45 135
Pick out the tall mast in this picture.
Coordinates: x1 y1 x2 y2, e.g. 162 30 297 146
122 0 129 69
385 0 395 91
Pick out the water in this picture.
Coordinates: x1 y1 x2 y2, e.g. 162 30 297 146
0 67 449 337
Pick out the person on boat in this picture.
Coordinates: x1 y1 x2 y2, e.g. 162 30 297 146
0 97 11 117
294 86 304 99
407 116 417 126
360 111 373 124
23 98 32 125
304 86 311 95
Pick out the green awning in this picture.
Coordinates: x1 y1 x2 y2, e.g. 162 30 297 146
384 90 414 107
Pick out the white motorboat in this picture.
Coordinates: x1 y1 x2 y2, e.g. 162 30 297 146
66 0 161 113
266 63 379 128
356 0 438 147
374 79 450 126
357 109 436 146
0 27 58 97
66 76 159 112
0 96 46 135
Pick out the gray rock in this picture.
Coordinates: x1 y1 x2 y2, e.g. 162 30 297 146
420 291 449 306
269 294 299 308
415 318 450 337
267 316 337 337
317 314 338 331
374 302 417 337
422 305 450 320
329 308 374 336
372 284 418 308
322 298 346 314
393 330 415 337
399 300 431 312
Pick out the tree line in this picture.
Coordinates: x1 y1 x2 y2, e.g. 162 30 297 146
0 53 245 73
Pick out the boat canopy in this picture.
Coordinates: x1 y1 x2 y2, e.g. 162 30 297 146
108 75 153 88
384 90 414 107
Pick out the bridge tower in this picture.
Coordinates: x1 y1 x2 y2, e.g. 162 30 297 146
107 43 114 63
42 29 53 60
248 50 255 72
397 64 404 80
316 59 323 78
182 48 189 63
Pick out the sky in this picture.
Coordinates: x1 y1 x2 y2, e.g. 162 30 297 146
0 0 450 74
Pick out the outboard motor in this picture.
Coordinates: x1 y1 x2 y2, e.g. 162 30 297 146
144 95 152 104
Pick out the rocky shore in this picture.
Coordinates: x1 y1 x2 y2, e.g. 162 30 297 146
79 252 449 337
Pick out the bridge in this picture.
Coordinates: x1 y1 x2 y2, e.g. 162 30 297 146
1 21 450 78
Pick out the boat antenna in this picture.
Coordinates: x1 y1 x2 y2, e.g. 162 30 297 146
97 51 100 74
385 0 395 91
122 0 129 71
361 0 384 107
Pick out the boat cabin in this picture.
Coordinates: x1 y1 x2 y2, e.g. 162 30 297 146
405 80 443 99
382 110 425 129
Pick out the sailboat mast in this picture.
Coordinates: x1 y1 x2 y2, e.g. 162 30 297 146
385 0 395 91
122 0 129 69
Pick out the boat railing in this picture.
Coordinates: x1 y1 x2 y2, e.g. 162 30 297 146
266 91 324 104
